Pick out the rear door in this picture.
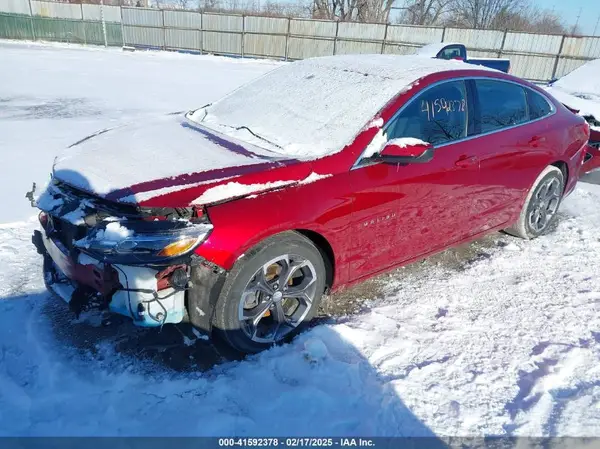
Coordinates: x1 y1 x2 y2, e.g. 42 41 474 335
467 79 556 232
348 79 481 280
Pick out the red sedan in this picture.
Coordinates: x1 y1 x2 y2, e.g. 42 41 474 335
33 55 590 354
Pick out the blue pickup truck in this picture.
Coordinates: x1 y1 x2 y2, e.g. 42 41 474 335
416 43 511 73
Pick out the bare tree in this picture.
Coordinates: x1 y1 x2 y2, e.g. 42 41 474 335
199 0 220 10
488 5 570 33
312 0 394 22
448 0 525 29
399 0 453 25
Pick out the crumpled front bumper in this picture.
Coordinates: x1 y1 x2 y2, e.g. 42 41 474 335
33 227 186 327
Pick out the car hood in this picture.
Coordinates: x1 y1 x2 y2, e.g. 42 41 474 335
546 86 600 131
53 114 309 206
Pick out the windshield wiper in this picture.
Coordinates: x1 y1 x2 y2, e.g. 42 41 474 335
192 108 283 152
232 125 283 150
213 124 283 150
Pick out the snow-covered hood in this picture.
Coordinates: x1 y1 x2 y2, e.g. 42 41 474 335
546 87 600 130
546 59 600 130
53 114 303 206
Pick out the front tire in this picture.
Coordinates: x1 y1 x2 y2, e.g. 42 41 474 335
505 165 564 239
212 232 326 354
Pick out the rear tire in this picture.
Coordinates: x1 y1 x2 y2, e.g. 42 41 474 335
212 232 326 354
505 165 564 239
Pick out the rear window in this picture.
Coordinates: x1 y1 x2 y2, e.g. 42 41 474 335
475 79 529 133
527 90 553 120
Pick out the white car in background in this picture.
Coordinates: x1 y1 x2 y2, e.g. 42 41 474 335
547 59 600 174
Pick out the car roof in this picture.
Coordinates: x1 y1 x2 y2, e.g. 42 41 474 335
296 53 490 82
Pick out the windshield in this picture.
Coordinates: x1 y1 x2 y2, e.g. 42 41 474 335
187 55 462 159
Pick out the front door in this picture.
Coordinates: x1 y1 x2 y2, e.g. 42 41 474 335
348 79 480 281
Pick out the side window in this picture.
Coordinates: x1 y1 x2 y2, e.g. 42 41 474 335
386 80 468 146
475 79 529 133
527 90 552 120
438 46 462 60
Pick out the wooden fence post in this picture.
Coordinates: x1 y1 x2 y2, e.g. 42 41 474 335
198 11 203 54
551 35 567 81
161 8 166 50
333 20 339 55
381 23 388 54
241 14 245 58
499 28 508 58
284 17 291 61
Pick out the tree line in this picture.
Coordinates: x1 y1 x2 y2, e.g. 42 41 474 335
313 0 579 34
64 0 581 35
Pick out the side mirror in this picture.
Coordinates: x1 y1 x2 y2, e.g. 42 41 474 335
377 139 434 164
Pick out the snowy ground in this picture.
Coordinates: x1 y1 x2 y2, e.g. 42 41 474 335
1 41 600 437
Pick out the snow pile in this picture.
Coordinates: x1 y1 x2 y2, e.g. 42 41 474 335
303 338 329 363
546 59 600 128
99 222 134 241
190 55 489 158
74 221 133 248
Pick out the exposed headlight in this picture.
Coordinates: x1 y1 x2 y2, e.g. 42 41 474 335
74 217 212 264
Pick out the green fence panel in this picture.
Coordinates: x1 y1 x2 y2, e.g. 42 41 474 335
106 22 122 46
83 21 122 46
0 13 34 40
31 16 87 44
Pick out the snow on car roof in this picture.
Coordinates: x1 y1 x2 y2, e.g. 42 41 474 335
546 59 600 126
188 54 489 159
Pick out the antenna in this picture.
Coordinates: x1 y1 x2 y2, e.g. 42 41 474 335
572 7 582 34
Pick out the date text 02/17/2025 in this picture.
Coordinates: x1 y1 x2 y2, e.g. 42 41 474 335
218 438 376 447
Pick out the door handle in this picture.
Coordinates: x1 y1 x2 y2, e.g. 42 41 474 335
529 136 546 147
454 155 478 168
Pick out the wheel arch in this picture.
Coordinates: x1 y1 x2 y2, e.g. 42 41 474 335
550 160 569 191
295 229 335 291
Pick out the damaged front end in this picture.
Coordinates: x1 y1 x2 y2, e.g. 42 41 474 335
32 178 217 328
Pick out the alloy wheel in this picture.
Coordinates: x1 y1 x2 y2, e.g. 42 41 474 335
238 254 318 344
528 176 561 233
